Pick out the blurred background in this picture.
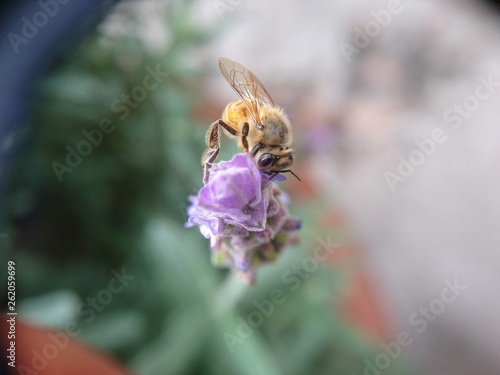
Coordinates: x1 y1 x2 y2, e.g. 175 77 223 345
1 0 500 374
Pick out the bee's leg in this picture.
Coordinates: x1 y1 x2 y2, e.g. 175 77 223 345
202 120 220 163
219 120 238 136
250 142 263 157
202 120 238 183
241 122 249 152
202 120 221 183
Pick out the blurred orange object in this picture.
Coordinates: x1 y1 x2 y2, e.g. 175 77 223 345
0 315 134 375
339 271 392 342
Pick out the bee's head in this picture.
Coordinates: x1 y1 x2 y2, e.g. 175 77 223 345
256 148 294 174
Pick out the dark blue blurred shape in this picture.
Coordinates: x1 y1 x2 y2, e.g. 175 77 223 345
0 0 120 223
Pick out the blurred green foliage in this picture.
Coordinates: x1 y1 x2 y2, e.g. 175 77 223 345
3 1 410 374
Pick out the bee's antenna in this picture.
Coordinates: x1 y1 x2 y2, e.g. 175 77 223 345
289 170 302 182
280 169 302 182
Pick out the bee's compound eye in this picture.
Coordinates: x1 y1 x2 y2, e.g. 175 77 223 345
258 154 276 169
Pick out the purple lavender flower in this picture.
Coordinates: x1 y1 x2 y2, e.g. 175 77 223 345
186 153 301 284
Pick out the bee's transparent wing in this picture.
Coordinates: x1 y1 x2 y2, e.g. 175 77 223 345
218 57 275 124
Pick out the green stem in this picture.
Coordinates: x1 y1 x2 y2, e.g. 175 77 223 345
212 272 247 315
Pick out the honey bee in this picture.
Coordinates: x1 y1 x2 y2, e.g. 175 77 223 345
202 57 300 183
